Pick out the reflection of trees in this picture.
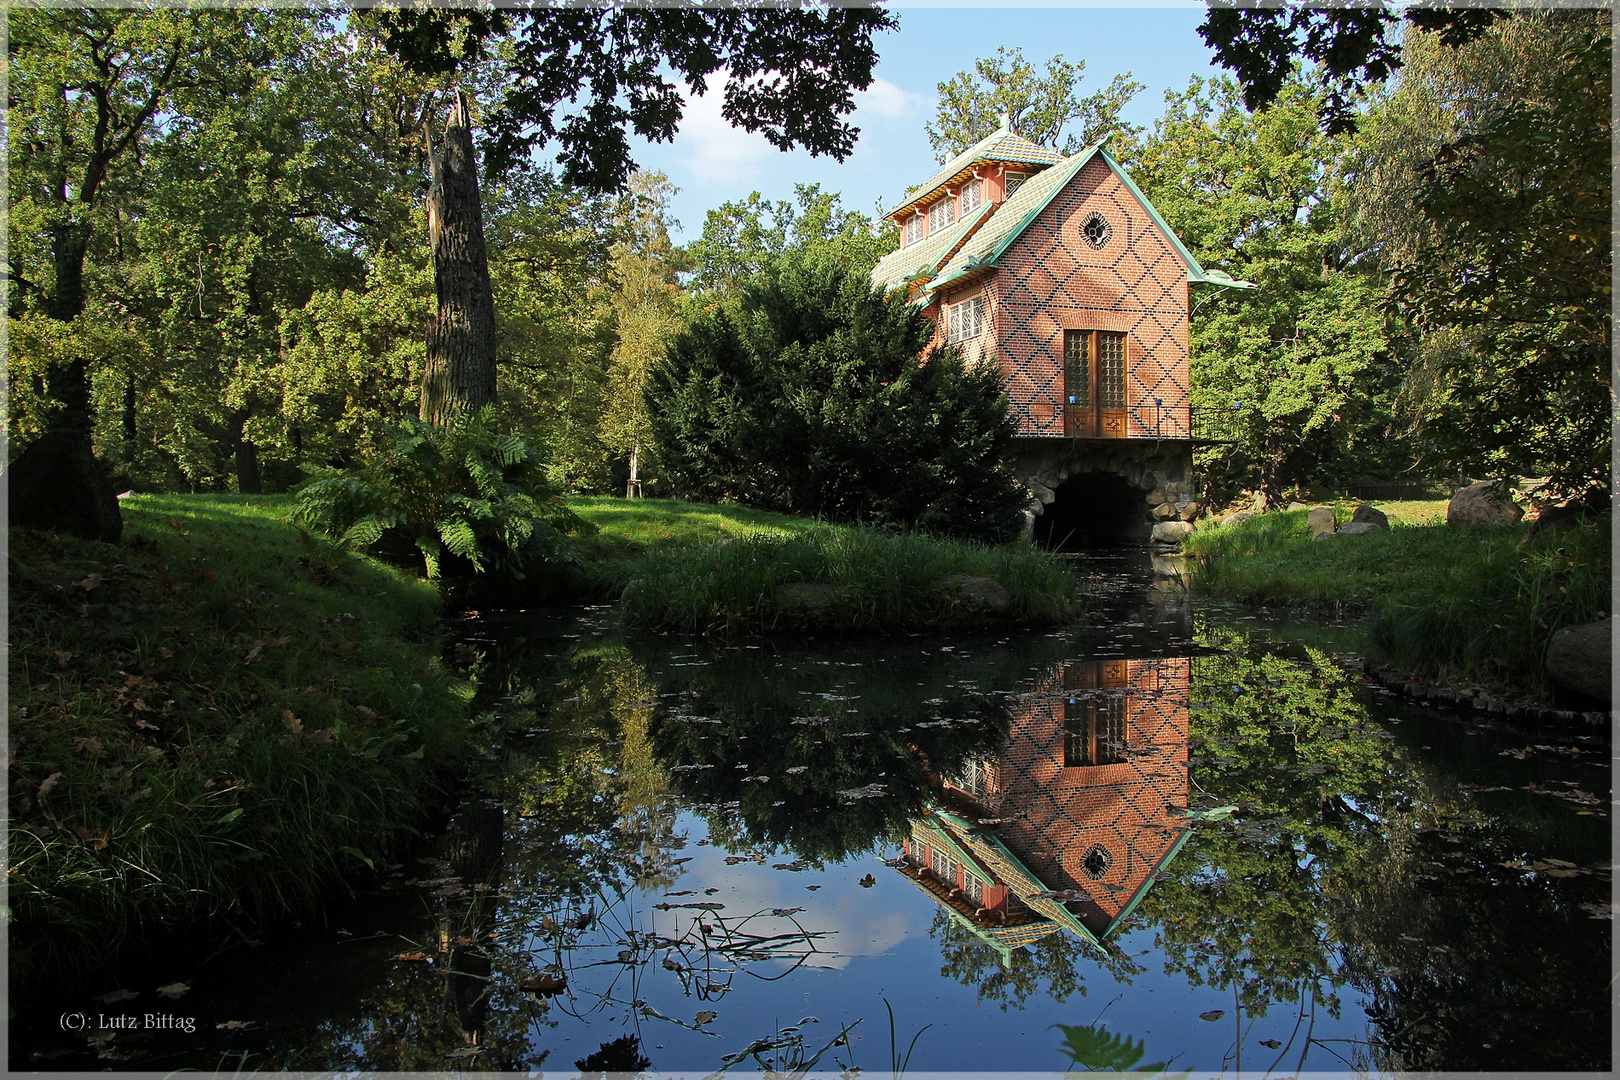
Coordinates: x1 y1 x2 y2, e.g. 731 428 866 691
1137 624 1610 1071
930 909 1144 1011
638 636 1074 862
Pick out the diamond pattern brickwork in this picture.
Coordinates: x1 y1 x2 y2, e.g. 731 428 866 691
989 158 1191 438
944 657 1190 938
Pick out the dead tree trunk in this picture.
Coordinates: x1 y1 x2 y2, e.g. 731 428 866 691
420 91 497 426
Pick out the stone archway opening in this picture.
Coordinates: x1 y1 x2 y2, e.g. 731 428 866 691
1034 472 1143 550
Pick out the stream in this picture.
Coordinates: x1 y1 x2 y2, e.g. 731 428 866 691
15 552 1612 1073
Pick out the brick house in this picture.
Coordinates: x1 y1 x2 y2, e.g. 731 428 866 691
897 657 1210 961
871 122 1250 545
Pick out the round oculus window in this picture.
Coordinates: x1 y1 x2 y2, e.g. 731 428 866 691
1081 211 1112 249
1081 843 1113 880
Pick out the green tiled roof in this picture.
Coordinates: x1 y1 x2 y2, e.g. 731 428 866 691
870 201 993 293
923 144 1215 297
885 126 1064 218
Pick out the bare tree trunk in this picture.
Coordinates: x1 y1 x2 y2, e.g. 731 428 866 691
626 440 642 498
420 91 497 426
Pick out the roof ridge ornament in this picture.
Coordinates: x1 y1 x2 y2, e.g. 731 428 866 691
998 111 1012 133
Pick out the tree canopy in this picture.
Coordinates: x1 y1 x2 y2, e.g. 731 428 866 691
365 6 897 189
925 46 1144 162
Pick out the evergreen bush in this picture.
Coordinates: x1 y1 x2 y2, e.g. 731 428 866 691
292 406 591 578
649 261 1027 543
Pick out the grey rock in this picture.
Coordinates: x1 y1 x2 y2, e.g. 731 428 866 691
1545 617 1613 702
1447 480 1524 527
1312 530 1338 542
1146 488 1167 506
1027 479 1055 504
939 574 1013 614
1521 500 1590 547
1152 502 1178 521
1350 503 1390 530
1288 501 1310 511
1306 507 1336 537
1151 520 1195 545
1337 522 1381 535
1219 511 1255 528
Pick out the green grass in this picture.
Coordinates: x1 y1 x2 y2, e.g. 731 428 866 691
568 496 822 560
9 494 472 996
619 524 1077 633
1184 503 1611 696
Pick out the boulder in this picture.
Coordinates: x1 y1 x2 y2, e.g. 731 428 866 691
1521 500 1589 547
939 574 1013 614
1146 488 1167 506
1027 478 1055 505
1287 501 1310 511
6 430 123 543
1178 501 1200 521
1337 522 1382 536
1306 507 1336 538
1545 618 1612 702
1219 511 1255 528
1312 530 1337 542
1447 481 1523 527
774 582 839 612
1151 502 1178 521
1151 520 1194 545
1350 503 1390 530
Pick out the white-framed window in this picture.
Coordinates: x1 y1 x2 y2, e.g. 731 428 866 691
932 850 959 888
927 197 954 233
961 178 982 213
905 215 922 246
963 874 985 906
1004 171 1027 197
947 295 986 344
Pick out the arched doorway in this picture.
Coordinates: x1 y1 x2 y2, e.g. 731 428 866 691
1034 472 1143 550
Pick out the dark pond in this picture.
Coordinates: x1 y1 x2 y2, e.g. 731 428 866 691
16 553 1612 1074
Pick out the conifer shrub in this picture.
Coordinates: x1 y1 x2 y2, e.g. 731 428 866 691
649 261 1027 543
292 406 591 579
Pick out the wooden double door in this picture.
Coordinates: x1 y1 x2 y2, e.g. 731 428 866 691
1064 329 1128 438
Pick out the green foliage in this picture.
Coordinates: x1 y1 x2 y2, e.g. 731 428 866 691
1053 1023 1182 1075
1184 508 1611 693
9 495 469 996
1359 11 1611 499
622 526 1074 635
292 407 592 579
926 47 1145 162
650 260 1027 542
1135 76 1406 504
687 184 897 298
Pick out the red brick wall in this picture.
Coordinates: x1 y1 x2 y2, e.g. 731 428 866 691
992 158 1191 438
984 657 1190 929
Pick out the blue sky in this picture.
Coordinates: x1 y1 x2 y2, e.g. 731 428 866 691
629 5 1226 242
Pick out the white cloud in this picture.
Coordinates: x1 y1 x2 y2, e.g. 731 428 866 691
855 77 926 122
676 78 776 185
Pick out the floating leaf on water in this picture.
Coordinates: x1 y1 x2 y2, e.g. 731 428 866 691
695 1011 718 1026
772 907 805 917
1258 1039 1282 1049
155 982 191 999
785 766 809 775
520 973 567 995
394 952 431 963
805 884 822 891
858 874 876 888
664 890 696 897
1199 1010 1225 1022
215 1020 257 1032
98 989 138 1004
444 1046 484 1059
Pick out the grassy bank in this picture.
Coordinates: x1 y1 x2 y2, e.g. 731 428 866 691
1183 503 1610 696
9 494 471 996
618 523 1077 633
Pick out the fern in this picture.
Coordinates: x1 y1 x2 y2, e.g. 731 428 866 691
291 407 592 579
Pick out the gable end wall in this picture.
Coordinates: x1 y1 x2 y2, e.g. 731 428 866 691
991 158 1191 438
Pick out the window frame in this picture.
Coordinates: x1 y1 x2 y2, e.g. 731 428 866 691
961 177 981 214
927 197 954 233
946 295 986 345
904 214 922 246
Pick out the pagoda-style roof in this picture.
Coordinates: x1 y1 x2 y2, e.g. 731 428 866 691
885 124 1064 219
870 200 994 293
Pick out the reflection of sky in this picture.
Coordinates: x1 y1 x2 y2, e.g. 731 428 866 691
523 812 1376 1074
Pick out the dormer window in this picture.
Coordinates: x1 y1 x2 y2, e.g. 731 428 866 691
927 198 954 233
1004 171 1028 197
961 178 982 213
905 215 922 246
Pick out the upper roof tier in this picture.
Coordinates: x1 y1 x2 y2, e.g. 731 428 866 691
885 121 1063 218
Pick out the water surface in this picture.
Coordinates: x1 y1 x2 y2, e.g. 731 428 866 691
16 553 1611 1073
